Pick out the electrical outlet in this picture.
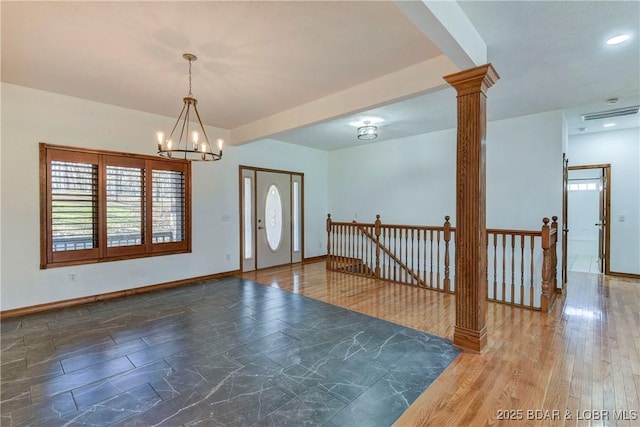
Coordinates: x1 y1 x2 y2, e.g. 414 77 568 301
69 272 78 283
619 215 625 222
226 254 231 261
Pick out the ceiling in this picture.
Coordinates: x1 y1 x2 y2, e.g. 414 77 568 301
2 1 639 151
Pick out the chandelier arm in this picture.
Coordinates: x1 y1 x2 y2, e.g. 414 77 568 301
177 103 191 161
166 103 188 146
192 103 213 152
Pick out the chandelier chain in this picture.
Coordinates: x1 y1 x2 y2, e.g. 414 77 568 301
188 58 193 97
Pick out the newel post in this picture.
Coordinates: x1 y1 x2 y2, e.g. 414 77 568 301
443 216 452 293
552 216 560 294
374 214 381 279
445 64 499 352
326 214 332 270
540 217 557 312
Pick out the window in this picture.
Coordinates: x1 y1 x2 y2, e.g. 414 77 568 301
265 184 283 251
243 176 253 259
40 143 191 268
568 181 599 191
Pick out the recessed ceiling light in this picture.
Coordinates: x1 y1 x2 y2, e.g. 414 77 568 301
603 122 616 128
606 34 630 45
606 97 619 105
579 127 587 132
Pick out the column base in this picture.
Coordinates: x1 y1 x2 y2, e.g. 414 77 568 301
453 325 487 353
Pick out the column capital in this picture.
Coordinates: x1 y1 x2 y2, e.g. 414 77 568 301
444 63 499 96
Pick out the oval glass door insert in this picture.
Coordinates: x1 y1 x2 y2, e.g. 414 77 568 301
265 185 283 251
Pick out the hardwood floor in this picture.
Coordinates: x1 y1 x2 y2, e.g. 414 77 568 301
242 262 640 426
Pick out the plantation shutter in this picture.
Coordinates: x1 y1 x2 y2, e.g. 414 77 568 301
105 157 146 257
46 150 100 264
152 171 185 242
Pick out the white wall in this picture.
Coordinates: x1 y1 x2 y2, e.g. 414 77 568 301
0 83 327 311
568 127 640 275
328 127 457 225
328 110 565 230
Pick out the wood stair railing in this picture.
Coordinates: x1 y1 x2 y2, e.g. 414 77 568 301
327 214 560 311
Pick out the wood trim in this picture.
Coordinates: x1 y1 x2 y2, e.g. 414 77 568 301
604 165 611 275
608 271 640 279
0 270 241 319
40 144 191 269
445 63 499 353
40 142 189 164
568 163 611 171
567 163 612 275
239 165 304 272
239 164 304 178
39 144 48 269
303 255 327 264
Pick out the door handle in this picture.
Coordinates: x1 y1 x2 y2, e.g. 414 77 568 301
595 223 603 226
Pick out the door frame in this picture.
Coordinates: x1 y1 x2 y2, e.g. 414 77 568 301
239 165 304 272
566 163 611 275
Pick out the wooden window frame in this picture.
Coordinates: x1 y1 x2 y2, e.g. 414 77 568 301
40 143 191 269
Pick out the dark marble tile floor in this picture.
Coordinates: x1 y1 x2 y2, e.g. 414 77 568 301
0 277 459 426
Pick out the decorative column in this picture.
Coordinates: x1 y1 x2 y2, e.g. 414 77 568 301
444 64 499 352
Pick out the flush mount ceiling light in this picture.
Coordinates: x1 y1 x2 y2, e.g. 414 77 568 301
603 122 616 128
357 121 378 140
606 34 630 45
156 53 223 161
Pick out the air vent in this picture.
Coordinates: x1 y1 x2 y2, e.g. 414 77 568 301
581 106 639 121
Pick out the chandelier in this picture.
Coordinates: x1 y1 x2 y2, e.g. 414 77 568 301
156 53 223 161
357 121 378 140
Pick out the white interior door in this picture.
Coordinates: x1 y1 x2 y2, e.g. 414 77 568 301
257 171 292 269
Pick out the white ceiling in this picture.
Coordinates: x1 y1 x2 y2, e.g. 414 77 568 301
2 1 639 151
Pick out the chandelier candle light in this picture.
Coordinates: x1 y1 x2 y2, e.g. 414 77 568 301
156 53 223 161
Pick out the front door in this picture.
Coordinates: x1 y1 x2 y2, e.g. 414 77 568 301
257 171 292 269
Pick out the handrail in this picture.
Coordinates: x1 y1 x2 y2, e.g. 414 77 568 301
354 220 426 287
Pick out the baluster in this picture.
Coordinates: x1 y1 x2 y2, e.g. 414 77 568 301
429 229 434 289
520 235 525 305
444 216 451 293
393 227 397 282
552 216 559 294
348 223 353 266
436 232 441 290
404 228 408 284
326 214 332 270
416 228 421 287
411 228 415 285
340 224 345 268
541 217 552 311
423 229 427 287
501 233 506 303
520 235 525 306
530 235 535 306
492 232 497 301
385 226 389 281
375 215 381 279
511 234 515 305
